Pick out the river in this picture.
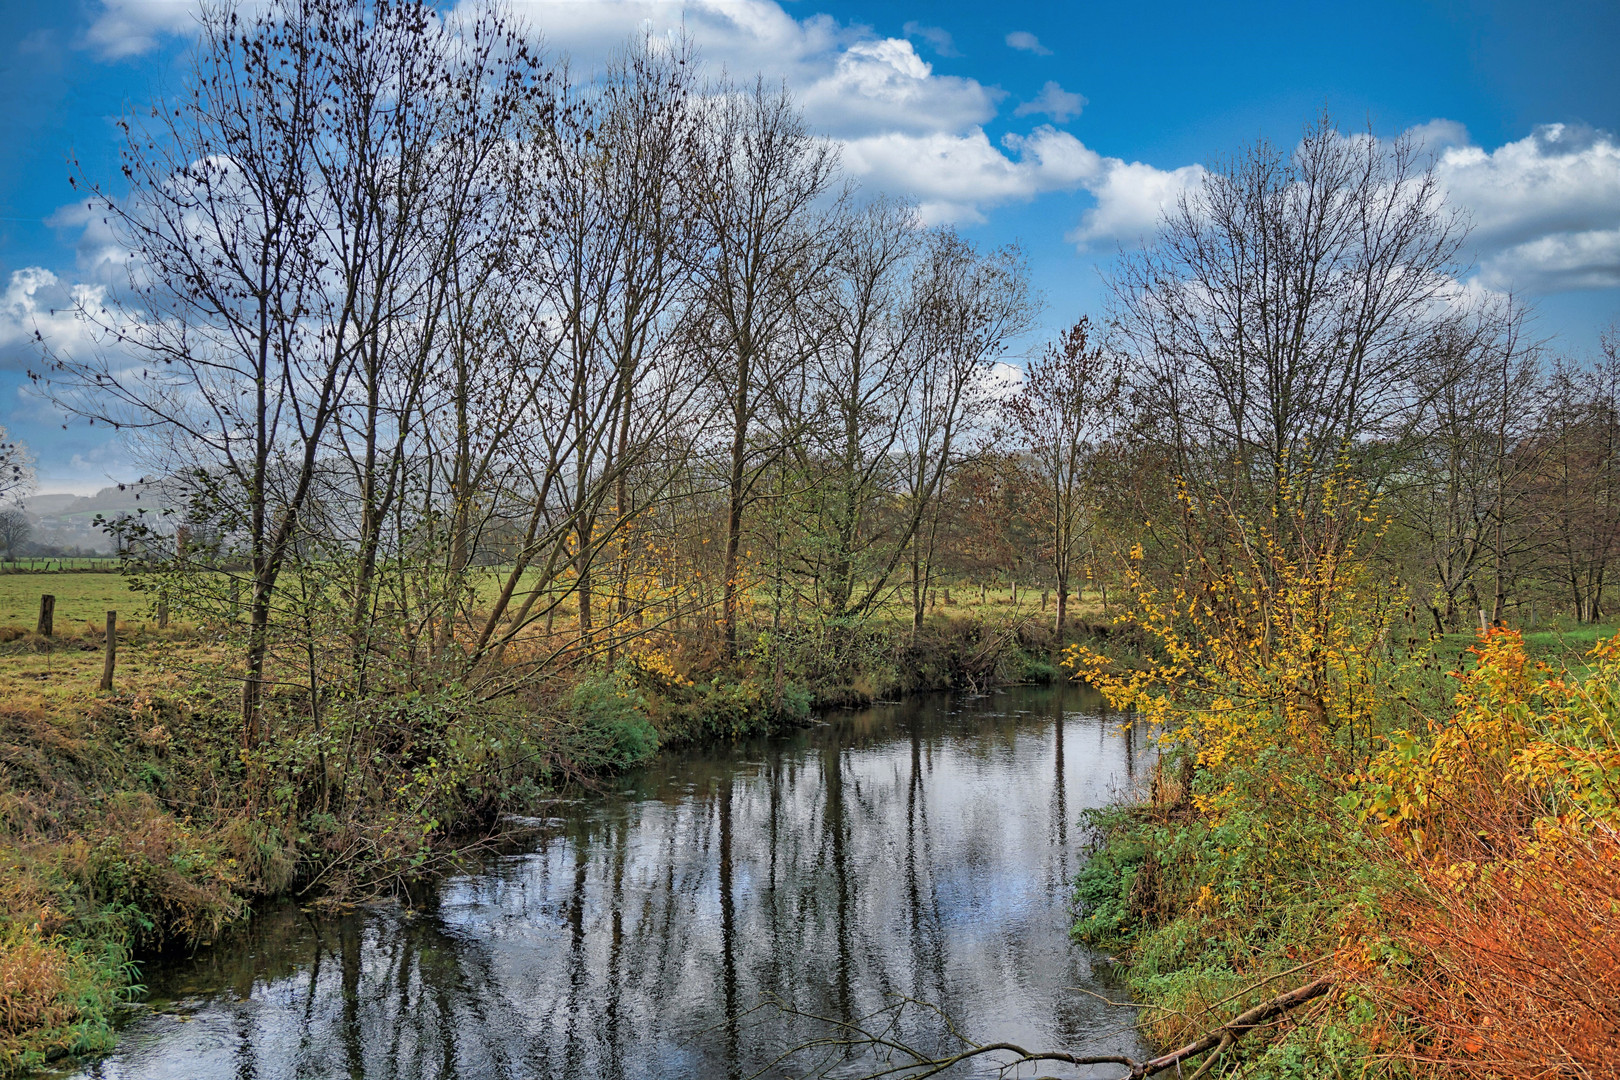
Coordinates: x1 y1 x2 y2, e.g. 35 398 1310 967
67 681 1151 1080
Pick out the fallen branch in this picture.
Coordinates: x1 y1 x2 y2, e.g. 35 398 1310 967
758 974 1335 1079
1138 975 1334 1077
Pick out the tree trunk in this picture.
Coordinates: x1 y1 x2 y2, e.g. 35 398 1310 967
242 584 272 750
722 354 751 662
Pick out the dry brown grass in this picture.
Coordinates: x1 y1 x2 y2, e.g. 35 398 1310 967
0 934 77 1055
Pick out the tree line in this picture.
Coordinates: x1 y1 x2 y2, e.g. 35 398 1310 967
33 0 1617 745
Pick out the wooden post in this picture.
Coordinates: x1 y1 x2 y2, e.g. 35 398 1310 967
100 611 117 691
37 594 54 637
156 596 169 629
1478 608 1488 631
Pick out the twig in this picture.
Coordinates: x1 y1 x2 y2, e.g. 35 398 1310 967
757 975 1335 1079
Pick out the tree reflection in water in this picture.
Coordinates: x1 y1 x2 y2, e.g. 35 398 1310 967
75 683 1149 1080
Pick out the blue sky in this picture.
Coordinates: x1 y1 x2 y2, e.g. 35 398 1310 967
2 0 1617 492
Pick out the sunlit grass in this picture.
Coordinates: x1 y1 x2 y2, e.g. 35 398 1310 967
1426 615 1620 676
0 573 145 630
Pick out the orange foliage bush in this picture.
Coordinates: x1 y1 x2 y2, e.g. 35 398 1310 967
1354 628 1620 1077
1380 825 1620 1078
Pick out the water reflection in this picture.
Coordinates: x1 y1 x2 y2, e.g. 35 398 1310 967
74 683 1150 1080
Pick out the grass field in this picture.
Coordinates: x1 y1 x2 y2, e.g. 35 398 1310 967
1418 615 1620 677
0 571 146 630
3 566 1614 674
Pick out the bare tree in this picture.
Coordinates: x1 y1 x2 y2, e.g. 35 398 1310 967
784 196 922 620
1005 316 1121 633
461 39 708 681
1113 112 1472 540
47 0 344 745
692 80 842 659
1528 333 1620 622
900 232 1034 632
40 0 542 743
0 424 32 507
338 3 534 669
1389 301 1542 630
0 509 30 559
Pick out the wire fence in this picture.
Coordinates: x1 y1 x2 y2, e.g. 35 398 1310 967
0 558 124 573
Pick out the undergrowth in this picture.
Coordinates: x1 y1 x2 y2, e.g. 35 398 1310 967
1067 474 1620 1077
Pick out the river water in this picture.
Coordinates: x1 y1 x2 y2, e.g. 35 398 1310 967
69 682 1151 1080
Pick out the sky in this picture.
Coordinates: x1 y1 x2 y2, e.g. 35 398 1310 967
1 0 1617 493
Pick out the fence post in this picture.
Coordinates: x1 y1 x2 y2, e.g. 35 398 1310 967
157 594 169 629
37 594 55 637
100 611 117 691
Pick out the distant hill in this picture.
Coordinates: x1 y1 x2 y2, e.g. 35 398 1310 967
19 480 171 553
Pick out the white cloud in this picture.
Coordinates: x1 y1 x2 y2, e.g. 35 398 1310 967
982 360 1023 400
901 21 958 58
1406 118 1472 154
0 268 109 371
1066 160 1207 249
47 201 132 285
85 0 200 59
1058 120 1620 290
841 126 1103 224
1427 123 1620 293
1479 228 1620 292
77 1 1620 297
796 37 999 136
1004 31 1051 56
1013 80 1085 123
1437 125 1620 246
456 1 1001 138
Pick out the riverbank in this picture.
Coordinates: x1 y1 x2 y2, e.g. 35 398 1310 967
1068 625 1620 1078
0 603 1103 1076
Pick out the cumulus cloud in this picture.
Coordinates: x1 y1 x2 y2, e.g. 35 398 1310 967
1013 81 1085 123
0 269 107 372
1479 228 1620 292
1406 118 1473 154
981 360 1024 400
1004 30 1051 56
796 38 999 136
1066 160 1207 248
47 201 132 286
75 0 1100 224
1428 123 1620 292
842 126 1103 224
1058 120 1620 288
76 0 1620 296
85 0 200 59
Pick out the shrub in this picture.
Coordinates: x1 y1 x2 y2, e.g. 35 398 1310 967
563 672 659 771
1352 628 1620 1076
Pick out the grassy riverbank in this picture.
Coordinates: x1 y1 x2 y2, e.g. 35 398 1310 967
0 573 1083 1076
